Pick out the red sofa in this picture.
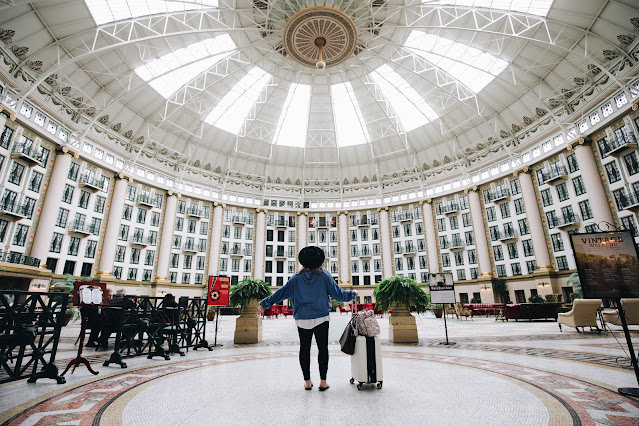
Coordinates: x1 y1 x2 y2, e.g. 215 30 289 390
504 303 559 321
464 303 505 316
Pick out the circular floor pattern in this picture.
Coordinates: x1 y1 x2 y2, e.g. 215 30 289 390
3 349 639 425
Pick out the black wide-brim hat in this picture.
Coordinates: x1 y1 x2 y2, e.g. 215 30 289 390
298 246 325 269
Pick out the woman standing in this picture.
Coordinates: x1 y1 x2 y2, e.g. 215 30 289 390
258 246 357 391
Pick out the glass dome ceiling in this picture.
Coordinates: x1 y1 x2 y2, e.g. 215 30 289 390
1 0 637 199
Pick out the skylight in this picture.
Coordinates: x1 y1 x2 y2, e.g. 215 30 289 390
422 0 553 17
371 64 439 132
135 35 235 98
331 82 370 147
275 83 311 147
405 31 508 93
205 67 271 134
85 0 218 25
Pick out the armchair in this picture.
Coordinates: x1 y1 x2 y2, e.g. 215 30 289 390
444 304 456 319
601 299 639 327
557 299 602 332
454 302 472 320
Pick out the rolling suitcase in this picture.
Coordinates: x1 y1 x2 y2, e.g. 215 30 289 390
350 335 383 390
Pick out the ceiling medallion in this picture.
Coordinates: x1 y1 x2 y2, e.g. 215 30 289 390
283 6 358 69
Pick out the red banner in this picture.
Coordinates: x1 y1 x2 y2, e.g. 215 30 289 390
207 276 230 306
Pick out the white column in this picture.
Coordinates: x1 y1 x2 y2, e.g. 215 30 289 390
30 147 76 268
155 192 178 282
570 138 615 225
467 188 492 277
516 169 553 271
421 200 439 273
96 175 129 279
207 202 225 277
296 211 308 268
338 211 350 284
253 208 267 280
378 207 393 278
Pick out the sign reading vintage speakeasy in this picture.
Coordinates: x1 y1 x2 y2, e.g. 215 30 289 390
428 273 456 304
569 231 639 299
207 276 230 306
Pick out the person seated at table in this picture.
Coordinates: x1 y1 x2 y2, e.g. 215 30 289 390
82 304 101 347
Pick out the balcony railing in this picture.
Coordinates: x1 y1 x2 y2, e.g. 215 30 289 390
404 244 416 254
541 165 568 184
232 215 250 225
187 206 203 217
130 234 149 246
619 191 639 212
440 202 459 215
351 249 359 257
394 246 403 254
11 144 44 166
314 218 329 228
275 218 287 227
601 132 638 157
78 173 105 192
488 188 510 203
554 213 581 229
136 193 154 208
0 251 40 267
498 229 519 242
450 238 465 250
360 247 372 257
274 249 286 258
68 222 96 236
0 201 28 220
182 242 197 252
230 247 244 256
397 212 414 222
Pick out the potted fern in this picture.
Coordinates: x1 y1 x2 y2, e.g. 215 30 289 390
229 279 272 344
373 276 430 343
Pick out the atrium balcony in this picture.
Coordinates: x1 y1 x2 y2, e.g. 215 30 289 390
601 133 638 157
78 173 105 192
541 165 568 184
10 144 43 167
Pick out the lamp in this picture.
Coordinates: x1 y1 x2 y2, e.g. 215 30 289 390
537 282 549 288
480 284 491 291
315 37 326 70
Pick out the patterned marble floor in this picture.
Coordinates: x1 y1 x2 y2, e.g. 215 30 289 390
1 313 639 425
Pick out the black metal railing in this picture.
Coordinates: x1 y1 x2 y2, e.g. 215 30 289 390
0 251 40 267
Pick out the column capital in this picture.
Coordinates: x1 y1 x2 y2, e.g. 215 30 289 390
567 137 591 151
256 207 268 214
114 172 132 181
376 206 389 212
513 166 530 177
167 190 181 198
56 146 79 159
213 201 226 208
463 186 479 194
296 211 308 217
0 105 16 121
632 99 638 111
336 210 349 216
419 199 432 205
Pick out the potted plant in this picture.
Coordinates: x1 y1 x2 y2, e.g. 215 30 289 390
491 278 509 303
431 304 444 318
50 275 78 326
528 294 545 303
373 276 430 343
229 279 272 344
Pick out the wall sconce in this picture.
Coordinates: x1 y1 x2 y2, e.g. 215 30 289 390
480 284 491 291
537 282 549 288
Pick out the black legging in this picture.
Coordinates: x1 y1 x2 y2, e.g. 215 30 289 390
297 321 329 381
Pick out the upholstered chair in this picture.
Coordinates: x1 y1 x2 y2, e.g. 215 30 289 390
601 299 639 327
557 299 602 332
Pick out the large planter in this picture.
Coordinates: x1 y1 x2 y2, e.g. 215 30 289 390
389 305 418 343
233 299 263 344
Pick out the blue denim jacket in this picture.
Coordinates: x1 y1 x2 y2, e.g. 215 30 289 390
260 269 356 320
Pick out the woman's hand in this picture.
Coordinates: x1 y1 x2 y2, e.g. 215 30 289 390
257 305 264 315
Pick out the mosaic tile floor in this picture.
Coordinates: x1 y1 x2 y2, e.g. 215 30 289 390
1 313 639 425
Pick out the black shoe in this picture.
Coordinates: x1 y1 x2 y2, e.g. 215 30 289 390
86 342 97 347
